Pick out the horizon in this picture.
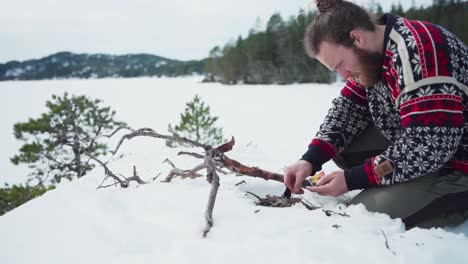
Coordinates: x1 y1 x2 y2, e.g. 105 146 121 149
0 0 435 64
0 51 201 64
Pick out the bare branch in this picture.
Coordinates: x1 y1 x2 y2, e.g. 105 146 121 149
87 155 127 188
219 154 284 183
246 191 264 202
178 151 205 159
90 126 315 238
95 125 135 139
202 149 220 238
235 180 246 186
163 159 176 169
162 163 206 182
246 192 301 207
124 166 148 185
381 229 397 255
152 173 162 181
322 209 350 217
110 128 209 155
301 198 321 210
86 154 147 188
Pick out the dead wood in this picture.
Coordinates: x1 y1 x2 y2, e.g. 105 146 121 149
246 192 301 207
381 229 397 255
88 154 148 189
202 149 220 238
90 127 336 238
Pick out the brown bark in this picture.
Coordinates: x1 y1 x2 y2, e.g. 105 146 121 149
220 155 284 183
92 127 289 238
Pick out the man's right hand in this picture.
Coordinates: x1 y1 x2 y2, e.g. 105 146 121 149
283 160 313 194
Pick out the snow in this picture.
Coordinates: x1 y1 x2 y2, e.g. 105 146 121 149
0 77 467 263
4 68 25 77
156 60 168 67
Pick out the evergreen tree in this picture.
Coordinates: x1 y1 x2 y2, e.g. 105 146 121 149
204 1 467 84
0 183 55 216
166 95 224 148
11 93 124 183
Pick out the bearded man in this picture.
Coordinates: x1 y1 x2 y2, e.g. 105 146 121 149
284 0 468 229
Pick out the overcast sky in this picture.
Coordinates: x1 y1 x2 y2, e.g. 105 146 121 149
0 0 434 63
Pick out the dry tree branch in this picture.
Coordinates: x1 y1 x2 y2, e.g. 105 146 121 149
202 149 220 238
322 209 350 217
90 128 323 238
178 151 205 159
163 159 177 169
87 155 148 189
91 125 134 140
162 162 206 182
109 127 209 155
381 229 397 255
219 154 284 183
235 180 246 186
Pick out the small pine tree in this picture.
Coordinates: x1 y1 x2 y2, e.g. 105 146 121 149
11 93 125 183
166 95 224 147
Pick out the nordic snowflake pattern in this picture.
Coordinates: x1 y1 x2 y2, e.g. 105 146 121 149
304 14 468 189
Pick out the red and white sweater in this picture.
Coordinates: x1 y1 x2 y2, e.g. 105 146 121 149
301 13 468 190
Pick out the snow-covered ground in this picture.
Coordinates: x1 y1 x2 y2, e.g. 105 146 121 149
0 77 467 263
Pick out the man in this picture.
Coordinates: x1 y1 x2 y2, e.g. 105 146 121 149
284 0 468 229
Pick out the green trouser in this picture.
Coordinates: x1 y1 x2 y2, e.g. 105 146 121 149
333 125 468 229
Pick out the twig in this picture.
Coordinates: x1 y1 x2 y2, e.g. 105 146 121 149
163 159 176 169
381 229 397 255
87 155 148 189
178 151 205 159
323 209 350 217
246 191 264 202
235 180 246 186
95 125 134 139
152 173 162 181
162 163 206 182
300 198 321 210
87 155 127 188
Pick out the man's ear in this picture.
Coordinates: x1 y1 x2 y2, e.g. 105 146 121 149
350 29 365 48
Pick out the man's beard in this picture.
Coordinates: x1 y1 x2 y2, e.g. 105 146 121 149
352 45 383 87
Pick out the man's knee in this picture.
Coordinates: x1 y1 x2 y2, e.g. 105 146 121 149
350 187 406 219
349 172 468 229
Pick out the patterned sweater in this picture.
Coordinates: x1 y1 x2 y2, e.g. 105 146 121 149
301 13 468 190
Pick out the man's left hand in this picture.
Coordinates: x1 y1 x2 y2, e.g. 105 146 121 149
306 170 349 197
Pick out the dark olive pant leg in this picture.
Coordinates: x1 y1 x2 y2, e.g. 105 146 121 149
333 125 468 229
351 170 468 229
332 125 389 170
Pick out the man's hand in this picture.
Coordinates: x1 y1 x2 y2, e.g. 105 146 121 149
283 160 313 194
306 170 348 197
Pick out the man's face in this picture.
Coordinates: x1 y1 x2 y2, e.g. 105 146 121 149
316 41 383 86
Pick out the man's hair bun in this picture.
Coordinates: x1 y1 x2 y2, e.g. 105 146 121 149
315 0 342 13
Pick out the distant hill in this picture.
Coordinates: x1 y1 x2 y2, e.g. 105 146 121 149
0 52 206 81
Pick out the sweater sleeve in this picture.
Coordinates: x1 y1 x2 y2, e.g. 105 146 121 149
301 79 372 173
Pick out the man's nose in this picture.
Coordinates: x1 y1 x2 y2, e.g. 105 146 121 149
337 69 349 80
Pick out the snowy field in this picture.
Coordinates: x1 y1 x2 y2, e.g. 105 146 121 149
0 77 467 263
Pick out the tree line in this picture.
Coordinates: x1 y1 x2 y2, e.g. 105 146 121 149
204 0 467 85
